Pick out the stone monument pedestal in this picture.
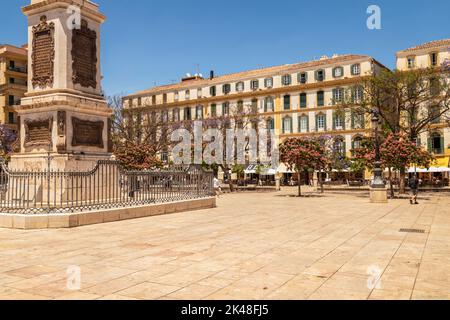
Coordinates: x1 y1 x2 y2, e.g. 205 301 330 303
12 0 113 171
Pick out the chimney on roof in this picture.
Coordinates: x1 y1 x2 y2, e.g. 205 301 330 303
210 70 214 80
332 54 339 58
320 55 329 60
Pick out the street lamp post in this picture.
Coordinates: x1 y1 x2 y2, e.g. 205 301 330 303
371 110 385 188
370 108 388 202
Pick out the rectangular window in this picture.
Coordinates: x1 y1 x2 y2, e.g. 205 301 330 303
152 95 156 104
173 109 180 122
283 117 292 134
222 103 229 116
8 95 15 106
197 88 202 98
282 75 292 86
334 114 344 129
184 107 191 120
174 92 179 101
9 60 15 69
210 86 216 97
185 90 190 100
333 88 344 104
8 112 14 124
407 56 415 69
316 70 325 82
283 95 291 110
137 97 142 106
196 106 203 119
317 91 324 106
251 80 259 90
210 104 217 117
300 93 307 108
299 116 308 132
317 115 325 131
9 78 15 84
163 94 167 103
430 53 438 66
264 78 273 88
299 72 307 84
223 84 231 94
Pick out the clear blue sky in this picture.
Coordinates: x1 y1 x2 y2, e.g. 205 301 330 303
2 0 449 97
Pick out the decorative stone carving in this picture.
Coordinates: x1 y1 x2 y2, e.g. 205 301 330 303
107 118 113 153
72 117 104 148
13 116 21 153
56 111 67 153
32 15 55 88
24 117 53 148
57 111 66 136
72 19 97 89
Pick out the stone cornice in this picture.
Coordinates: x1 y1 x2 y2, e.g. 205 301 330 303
22 0 106 23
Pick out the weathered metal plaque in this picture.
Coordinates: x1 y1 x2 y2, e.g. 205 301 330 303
72 20 97 88
32 16 55 88
72 117 104 148
24 118 53 147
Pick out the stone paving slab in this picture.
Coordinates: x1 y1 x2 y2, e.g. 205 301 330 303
0 188 449 300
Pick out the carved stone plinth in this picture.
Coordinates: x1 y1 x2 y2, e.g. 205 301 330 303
370 187 388 203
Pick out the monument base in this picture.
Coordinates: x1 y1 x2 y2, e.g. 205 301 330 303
9 152 114 172
370 187 388 203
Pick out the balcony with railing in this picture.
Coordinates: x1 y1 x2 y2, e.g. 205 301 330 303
7 66 27 74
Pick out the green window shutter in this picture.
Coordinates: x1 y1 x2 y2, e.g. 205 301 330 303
440 137 445 154
282 118 285 133
427 138 432 153
332 114 336 130
306 116 309 132
324 114 327 131
343 142 347 156
315 116 318 132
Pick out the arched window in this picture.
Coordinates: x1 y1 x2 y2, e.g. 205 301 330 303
264 96 274 112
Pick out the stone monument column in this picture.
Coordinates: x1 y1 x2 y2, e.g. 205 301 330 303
11 0 113 171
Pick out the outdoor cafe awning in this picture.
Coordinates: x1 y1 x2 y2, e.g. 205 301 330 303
244 165 277 175
408 157 450 173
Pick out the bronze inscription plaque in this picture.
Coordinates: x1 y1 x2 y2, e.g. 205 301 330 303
24 118 53 147
72 20 97 88
32 16 55 88
72 117 104 148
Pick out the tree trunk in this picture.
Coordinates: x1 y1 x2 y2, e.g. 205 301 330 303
319 169 324 194
297 171 302 197
388 168 395 198
399 167 406 194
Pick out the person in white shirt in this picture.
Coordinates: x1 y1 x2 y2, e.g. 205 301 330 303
213 177 222 198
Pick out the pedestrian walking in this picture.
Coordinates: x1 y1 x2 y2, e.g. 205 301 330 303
409 175 420 205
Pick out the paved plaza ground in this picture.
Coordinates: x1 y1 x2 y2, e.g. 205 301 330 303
0 189 449 300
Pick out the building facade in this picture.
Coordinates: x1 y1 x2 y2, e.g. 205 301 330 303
124 54 386 169
0 44 27 132
396 39 450 170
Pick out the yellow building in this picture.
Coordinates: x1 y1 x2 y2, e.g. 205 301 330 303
124 54 387 178
0 44 28 133
397 39 450 180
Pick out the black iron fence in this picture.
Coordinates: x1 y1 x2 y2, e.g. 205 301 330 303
0 160 214 214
